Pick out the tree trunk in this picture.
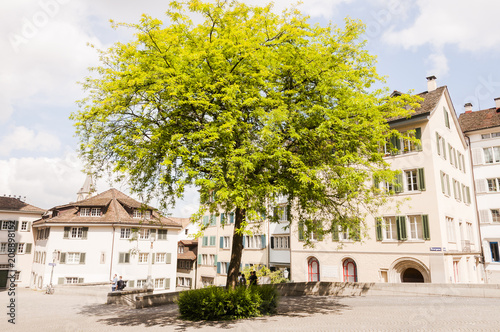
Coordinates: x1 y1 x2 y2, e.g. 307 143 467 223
226 207 245 288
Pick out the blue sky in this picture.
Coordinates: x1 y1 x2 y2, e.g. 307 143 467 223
1 0 500 216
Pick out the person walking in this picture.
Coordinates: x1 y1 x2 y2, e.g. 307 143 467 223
117 276 126 291
248 271 258 286
238 272 246 286
111 274 118 292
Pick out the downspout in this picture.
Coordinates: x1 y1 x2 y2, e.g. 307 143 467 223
110 224 115 281
466 135 488 283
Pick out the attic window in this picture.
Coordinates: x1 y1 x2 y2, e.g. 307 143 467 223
80 208 101 217
133 210 151 219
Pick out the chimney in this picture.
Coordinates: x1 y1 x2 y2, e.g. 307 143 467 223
464 103 473 114
495 97 500 109
426 75 437 92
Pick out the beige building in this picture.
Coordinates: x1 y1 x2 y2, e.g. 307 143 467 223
0 196 44 288
291 77 483 284
176 239 198 290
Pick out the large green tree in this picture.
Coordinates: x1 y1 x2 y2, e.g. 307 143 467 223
72 0 417 288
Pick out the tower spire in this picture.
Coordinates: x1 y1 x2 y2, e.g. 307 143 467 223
77 174 95 201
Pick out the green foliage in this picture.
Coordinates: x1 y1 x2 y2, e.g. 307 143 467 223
177 285 279 320
242 265 288 284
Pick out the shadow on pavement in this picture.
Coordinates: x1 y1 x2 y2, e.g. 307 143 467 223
77 295 349 330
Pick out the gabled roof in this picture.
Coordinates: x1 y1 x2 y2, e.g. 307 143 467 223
388 86 446 123
33 188 182 228
0 196 45 213
178 251 197 261
458 107 500 133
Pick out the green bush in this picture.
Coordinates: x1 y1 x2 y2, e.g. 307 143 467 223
177 285 279 320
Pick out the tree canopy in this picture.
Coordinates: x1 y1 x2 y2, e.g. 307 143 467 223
72 0 417 288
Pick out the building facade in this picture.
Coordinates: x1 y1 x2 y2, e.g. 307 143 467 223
176 239 198 290
31 188 182 291
0 196 44 288
459 98 500 283
290 77 483 284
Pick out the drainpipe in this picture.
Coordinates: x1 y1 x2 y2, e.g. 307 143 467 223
466 135 488 283
109 224 115 281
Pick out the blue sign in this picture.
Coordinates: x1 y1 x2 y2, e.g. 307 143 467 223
48 263 56 267
430 247 442 251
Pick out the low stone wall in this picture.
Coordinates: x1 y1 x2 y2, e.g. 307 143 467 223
274 282 500 298
135 291 180 309
107 289 154 306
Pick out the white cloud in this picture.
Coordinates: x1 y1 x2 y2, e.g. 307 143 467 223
383 0 500 51
426 51 449 77
0 126 61 156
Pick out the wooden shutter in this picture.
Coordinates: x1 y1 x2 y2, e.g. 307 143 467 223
25 243 32 254
373 175 380 190
472 148 484 165
466 187 471 204
220 213 225 224
242 236 246 248
395 173 403 193
317 228 323 241
214 255 217 266
452 178 457 198
286 204 291 221
422 215 430 240
27 222 32 232
376 218 383 241
230 212 234 224
436 132 441 155
475 179 487 193
440 171 445 193
442 138 447 159
415 128 422 151
79 253 86 264
63 227 70 239
270 237 274 249
164 278 170 289
60 252 66 264
397 216 407 240
417 168 425 191
332 225 339 241
198 254 202 265
58 278 64 285
479 210 491 223
125 253 130 263
82 227 88 239
220 236 224 248
151 253 155 264
261 235 266 248
217 262 221 274
446 174 451 195
298 222 304 241
78 278 84 284
128 280 135 288
166 253 171 264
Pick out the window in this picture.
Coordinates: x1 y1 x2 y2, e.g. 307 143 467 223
157 229 168 240
138 253 148 263
178 277 191 287
405 170 418 191
466 222 474 244
67 253 81 264
490 242 500 262
446 217 456 243
383 217 397 240
275 206 289 221
210 214 216 226
209 236 216 246
453 261 460 283
178 245 184 254
17 243 25 254
401 130 420 153
493 132 500 138
221 236 231 249
343 258 357 282
120 228 131 239
340 227 350 241
133 210 142 218
202 254 208 265
209 254 215 266
218 261 229 275
154 278 164 289
119 252 130 263
492 209 500 222
482 133 491 139
272 235 290 249
66 277 79 284
202 277 214 287
244 235 263 249
156 253 166 263
0 243 6 254
137 279 147 288
307 257 320 282
487 178 500 192
440 171 451 196
139 229 150 240
14 271 20 281
100 252 106 264
21 221 28 231
80 208 91 217
408 215 423 240
91 208 101 216
71 227 83 239
484 146 500 164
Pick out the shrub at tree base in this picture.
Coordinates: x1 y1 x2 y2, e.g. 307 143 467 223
177 285 279 320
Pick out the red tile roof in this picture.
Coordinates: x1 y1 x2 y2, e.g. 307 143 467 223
458 107 500 133
0 196 45 213
388 86 446 123
33 188 182 227
177 251 197 260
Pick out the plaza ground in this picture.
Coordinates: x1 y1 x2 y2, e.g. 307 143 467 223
2 286 500 331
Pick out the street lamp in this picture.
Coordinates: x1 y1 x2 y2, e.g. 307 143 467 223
146 231 156 290
47 250 58 294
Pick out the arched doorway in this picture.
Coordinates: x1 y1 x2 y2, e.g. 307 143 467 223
343 258 357 282
308 257 320 281
402 268 424 283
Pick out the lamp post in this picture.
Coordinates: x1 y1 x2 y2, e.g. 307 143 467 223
146 231 156 290
48 250 58 294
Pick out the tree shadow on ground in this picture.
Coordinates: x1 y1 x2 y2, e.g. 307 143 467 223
77 295 350 330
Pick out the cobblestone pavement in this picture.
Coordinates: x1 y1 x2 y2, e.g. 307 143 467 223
2 287 500 331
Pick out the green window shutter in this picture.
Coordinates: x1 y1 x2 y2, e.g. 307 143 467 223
417 168 426 191
217 262 221 274
78 278 84 284
220 236 224 248
210 215 216 226
397 216 407 240
63 227 70 239
373 175 380 190
242 236 246 248
452 178 457 198
444 107 450 128
165 278 170 289
273 207 278 221
261 234 266 248
25 243 32 254
442 138 447 159
436 132 440 155
151 253 155 264
390 135 398 155
298 222 304 241
203 236 208 246
220 213 225 224
82 227 88 239
422 215 430 240
125 253 130 263
79 253 86 264
60 252 66 264
230 212 234 224
376 218 383 241
466 187 471 204
214 255 217 266
415 127 422 151
332 225 339 241
440 171 445 194
198 254 202 265
128 280 135 288
58 278 64 285
446 174 451 195
286 204 291 221
395 173 403 193
166 253 171 264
